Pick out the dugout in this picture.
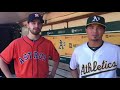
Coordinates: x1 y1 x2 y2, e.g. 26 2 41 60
0 23 21 78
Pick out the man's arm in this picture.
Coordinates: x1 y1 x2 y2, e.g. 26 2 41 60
70 68 79 78
117 46 120 78
0 57 13 78
48 41 60 78
48 60 59 78
116 68 120 78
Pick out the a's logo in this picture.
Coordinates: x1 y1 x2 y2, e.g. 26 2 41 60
35 14 39 17
92 16 100 22
59 40 65 49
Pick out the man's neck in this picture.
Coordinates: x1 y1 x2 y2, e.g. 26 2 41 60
27 33 41 41
88 40 104 47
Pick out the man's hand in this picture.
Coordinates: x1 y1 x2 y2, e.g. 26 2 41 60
47 74 54 78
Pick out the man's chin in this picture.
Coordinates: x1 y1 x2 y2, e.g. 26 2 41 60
31 32 40 35
33 33 40 35
30 29 41 35
91 39 99 41
92 39 99 42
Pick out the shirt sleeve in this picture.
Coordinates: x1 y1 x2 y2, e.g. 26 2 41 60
49 41 60 62
116 46 120 76
117 46 120 69
0 40 16 64
69 49 78 70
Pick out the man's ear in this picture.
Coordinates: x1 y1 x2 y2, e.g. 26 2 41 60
103 28 106 33
26 23 29 29
85 27 87 33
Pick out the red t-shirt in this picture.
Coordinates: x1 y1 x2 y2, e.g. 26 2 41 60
0 36 59 78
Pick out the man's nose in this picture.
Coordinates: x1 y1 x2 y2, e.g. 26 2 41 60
93 28 97 33
35 23 39 27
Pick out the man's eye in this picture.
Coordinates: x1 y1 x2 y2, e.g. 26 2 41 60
31 22 35 24
88 26 93 29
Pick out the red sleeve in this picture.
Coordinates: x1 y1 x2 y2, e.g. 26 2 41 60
0 40 16 64
49 41 60 62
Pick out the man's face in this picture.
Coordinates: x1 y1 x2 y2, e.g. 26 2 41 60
28 19 43 35
86 24 105 41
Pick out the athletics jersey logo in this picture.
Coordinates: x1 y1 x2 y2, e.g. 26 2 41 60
81 60 117 76
19 51 47 64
